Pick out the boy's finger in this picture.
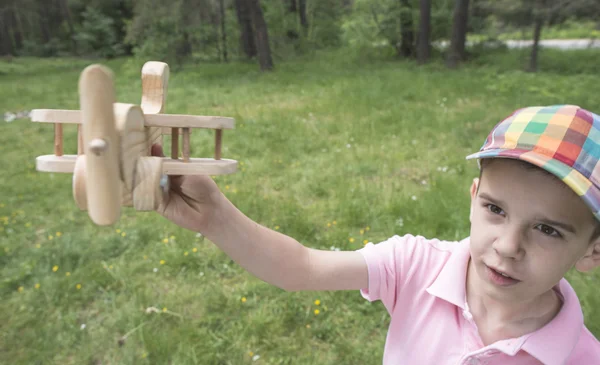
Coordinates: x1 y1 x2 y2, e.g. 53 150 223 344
151 143 165 157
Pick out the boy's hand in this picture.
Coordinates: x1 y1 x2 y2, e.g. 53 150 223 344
150 144 222 233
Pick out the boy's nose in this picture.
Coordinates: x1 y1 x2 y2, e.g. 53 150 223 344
493 228 525 260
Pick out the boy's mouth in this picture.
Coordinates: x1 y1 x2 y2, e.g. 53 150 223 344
485 264 520 286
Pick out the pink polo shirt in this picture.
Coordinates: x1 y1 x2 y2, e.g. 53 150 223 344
357 234 600 364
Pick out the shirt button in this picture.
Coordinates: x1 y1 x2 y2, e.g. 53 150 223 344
462 310 473 321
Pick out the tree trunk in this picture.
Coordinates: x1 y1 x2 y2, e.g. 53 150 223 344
399 0 415 58
417 0 431 64
247 0 274 71
0 10 14 56
219 0 228 62
298 0 308 32
235 0 257 59
59 0 77 53
528 15 543 72
446 0 470 68
288 0 297 13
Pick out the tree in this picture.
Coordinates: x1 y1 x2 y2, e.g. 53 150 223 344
219 0 228 62
417 0 431 64
398 0 415 58
247 0 274 71
235 0 256 59
446 0 470 68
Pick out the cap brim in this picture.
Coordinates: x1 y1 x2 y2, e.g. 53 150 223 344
466 148 600 222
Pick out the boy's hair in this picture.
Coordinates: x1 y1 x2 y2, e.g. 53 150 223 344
477 158 600 242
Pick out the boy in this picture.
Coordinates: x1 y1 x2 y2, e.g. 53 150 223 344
153 104 600 364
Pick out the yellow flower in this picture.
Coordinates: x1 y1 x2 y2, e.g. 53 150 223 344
327 222 331 227
349 237 355 243
76 284 82 290
360 229 364 235
306 324 311 328
170 235 175 240
116 229 121 233
143 255 148 260
192 248 198 253
248 351 254 357
363 239 369 245
34 283 40 289
52 265 59 272
121 232 126 237
66 272 71 276
160 260 165 265
314 309 320 315
48 235 53 240
275 225 280 230
314 299 320 305
241 297 247 303
109 265 113 269
25 222 31 228
18 286 24 292
225 185 230 190
56 232 62 237
366 226 370 231
141 353 147 359
184 251 189 256
333 221 337 225
162 307 167 312
35 243 41 249
162 238 169 244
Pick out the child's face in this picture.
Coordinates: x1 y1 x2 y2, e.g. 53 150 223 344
468 159 599 303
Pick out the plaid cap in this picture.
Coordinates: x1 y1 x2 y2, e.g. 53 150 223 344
465 104 600 221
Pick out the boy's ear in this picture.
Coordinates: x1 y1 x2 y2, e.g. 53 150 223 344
575 241 600 273
469 178 479 222
470 178 479 200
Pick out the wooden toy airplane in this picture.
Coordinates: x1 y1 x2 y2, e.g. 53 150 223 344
30 61 237 226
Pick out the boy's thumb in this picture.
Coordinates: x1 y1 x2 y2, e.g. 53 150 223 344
151 143 165 157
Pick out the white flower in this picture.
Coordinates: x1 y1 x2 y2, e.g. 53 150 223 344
421 180 427 185
153 268 158 273
346 144 351 148
411 195 417 201
252 355 260 361
195 233 202 238
4 112 16 122
396 218 404 227
80 324 86 330
199 271 204 276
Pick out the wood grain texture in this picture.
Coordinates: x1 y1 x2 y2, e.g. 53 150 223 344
37 155 237 175
141 61 168 149
133 156 163 211
79 64 122 226
114 103 147 192
54 123 63 156
72 155 88 210
31 109 235 129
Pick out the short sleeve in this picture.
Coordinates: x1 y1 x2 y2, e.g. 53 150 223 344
356 234 448 314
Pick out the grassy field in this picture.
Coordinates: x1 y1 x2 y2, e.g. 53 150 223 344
2 48 600 364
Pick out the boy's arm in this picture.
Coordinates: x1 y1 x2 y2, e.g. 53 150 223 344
202 192 369 292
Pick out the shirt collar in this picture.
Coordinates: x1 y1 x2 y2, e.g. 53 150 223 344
425 237 584 365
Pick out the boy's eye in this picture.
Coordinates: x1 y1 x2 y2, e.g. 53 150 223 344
486 204 504 215
536 224 562 238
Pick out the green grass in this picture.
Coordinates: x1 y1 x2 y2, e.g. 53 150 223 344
1 48 600 364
